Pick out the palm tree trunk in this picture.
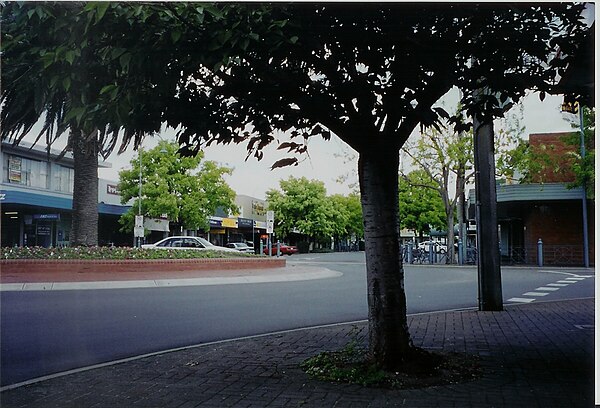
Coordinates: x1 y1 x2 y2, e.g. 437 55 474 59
70 129 99 246
359 146 411 369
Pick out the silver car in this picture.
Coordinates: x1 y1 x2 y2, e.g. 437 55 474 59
225 242 255 253
142 236 239 253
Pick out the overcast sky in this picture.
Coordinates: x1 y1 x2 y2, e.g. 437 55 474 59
96 90 576 200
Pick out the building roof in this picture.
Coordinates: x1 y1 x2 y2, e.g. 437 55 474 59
469 182 584 205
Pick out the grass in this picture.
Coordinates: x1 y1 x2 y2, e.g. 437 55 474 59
0 246 255 260
300 326 481 389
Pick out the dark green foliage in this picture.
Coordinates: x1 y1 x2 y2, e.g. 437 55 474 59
0 246 253 260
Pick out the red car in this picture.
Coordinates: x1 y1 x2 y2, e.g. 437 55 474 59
263 243 298 256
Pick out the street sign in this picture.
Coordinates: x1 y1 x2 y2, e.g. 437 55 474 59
266 211 274 234
134 215 144 238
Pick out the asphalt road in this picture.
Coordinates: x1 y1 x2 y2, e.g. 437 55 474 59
1 252 594 387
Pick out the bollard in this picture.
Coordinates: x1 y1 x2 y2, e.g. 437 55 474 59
268 239 272 257
260 240 264 256
276 240 281 257
429 244 434 264
408 242 414 264
458 241 464 265
537 238 543 267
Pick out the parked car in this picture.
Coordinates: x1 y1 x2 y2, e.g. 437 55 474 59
142 236 239 253
417 241 447 254
263 243 298 256
225 242 254 253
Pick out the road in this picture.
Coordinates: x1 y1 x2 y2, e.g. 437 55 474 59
1 252 594 387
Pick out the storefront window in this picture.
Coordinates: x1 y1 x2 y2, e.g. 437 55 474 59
4 155 49 189
51 164 74 193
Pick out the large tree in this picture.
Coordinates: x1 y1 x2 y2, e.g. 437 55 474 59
1 3 590 369
266 177 339 245
118 141 238 234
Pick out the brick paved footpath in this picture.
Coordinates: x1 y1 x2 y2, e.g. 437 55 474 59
1 299 594 408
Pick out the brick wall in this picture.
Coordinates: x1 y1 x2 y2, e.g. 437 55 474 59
524 200 595 265
529 132 578 183
0 257 286 275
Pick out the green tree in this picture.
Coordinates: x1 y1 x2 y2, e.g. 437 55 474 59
403 103 526 262
329 193 364 248
2 3 589 370
564 106 595 198
118 141 238 233
398 171 446 239
266 177 336 246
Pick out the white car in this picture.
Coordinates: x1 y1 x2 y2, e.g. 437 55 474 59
417 241 448 254
142 236 239 253
225 242 255 253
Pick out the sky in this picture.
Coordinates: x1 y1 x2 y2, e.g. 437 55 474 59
96 90 577 200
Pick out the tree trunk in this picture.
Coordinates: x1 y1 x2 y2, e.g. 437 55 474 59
70 129 99 246
473 117 503 311
358 146 411 369
456 169 467 263
441 186 455 264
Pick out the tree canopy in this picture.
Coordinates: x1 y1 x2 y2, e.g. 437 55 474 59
398 171 446 238
118 141 238 233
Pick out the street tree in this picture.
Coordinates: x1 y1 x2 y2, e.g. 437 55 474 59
402 103 526 262
0 3 181 245
328 193 364 249
118 141 238 234
398 171 446 239
2 3 590 370
266 177 339 246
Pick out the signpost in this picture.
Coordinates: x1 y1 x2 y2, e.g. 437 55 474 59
266 211 274 256
134 215 144 247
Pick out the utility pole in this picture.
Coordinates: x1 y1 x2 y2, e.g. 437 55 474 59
473 113 503 311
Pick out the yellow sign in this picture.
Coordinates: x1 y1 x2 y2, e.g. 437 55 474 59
221 218 238 228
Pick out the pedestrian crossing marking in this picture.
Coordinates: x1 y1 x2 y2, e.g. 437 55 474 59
507 297 536 303
523 292 549 297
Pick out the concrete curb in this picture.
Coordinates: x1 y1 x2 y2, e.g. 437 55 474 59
0 268 343 291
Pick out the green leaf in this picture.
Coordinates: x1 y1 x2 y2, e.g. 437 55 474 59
171 31 182 43
119 53 131 69
41 53 55 69
64 107 86 125
65 50 75 65
100 84 117 95
95 2 110 23
62 77 71 91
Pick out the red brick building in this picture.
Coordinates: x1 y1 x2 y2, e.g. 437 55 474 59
469 132 594 266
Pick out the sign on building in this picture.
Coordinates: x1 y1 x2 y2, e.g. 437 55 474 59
266 211 274 234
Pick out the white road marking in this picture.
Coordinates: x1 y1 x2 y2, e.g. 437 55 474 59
556 280 576 284
565 277 586 281
540 270 593 278
507 297 536 303
547 283 569 287
523 292 549 297
535 287 560 291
